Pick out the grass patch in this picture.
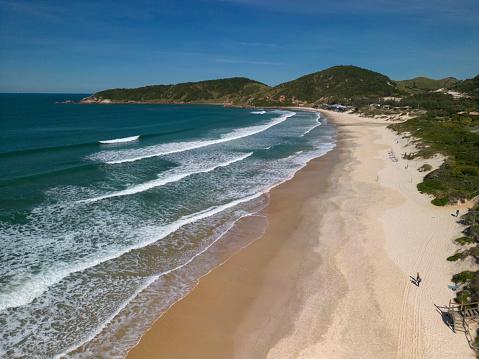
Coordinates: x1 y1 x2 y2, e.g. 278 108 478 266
453 271 475 284
431 197 450 206
456 236 476 245
418 163 432 172
455 290 471 304
447 252 463 261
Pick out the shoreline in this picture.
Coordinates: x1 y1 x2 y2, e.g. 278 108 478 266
125 110 474 358
125 127 341 358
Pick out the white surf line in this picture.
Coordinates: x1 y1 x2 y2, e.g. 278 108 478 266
99 111 294 165
80 152 253 204
301 123 322 136
59 205 268 359
99 135 140 144
54 274 159 359
1 192 264 311
300 113 323 136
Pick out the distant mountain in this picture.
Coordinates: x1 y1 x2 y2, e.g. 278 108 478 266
268 65 404 103
394 77 460 94
90 77 270 104
87 66 478 107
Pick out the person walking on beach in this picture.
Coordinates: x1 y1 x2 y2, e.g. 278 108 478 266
417 272 422 287
456 209 460 217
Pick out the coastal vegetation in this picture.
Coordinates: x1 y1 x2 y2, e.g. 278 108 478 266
256 65 405 106
88 66 477 111
87 66 477 115
388 115 479 206
385 89 479 206
394 76 459 94
87 66 407 106
92 77 270 104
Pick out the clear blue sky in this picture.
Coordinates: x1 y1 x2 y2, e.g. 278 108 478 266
1 0 478 93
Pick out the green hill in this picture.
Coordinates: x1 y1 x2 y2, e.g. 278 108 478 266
87 66 478 107
90 77 270 104
451 74 479 99
88 66 403 106
264 65 404 105
394 77 459 94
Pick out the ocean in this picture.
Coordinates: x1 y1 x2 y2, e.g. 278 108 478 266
0 94 337 358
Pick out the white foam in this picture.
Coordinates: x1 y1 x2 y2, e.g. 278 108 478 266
88 111 294 165
80 152 253 203
54 275 158 359
58 204 268 358
251 110 266 114
99 135 139 144
301 123 321 136
301 113 325 136
0 192 263 311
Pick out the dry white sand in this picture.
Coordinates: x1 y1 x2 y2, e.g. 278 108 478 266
260 110 475 358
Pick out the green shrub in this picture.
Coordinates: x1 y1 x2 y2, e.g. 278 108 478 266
431 197 449 206
448 252 463 261
456 237 476 245
418 163 432 172
453 271 475 283
455 290 471 304
467 246 479 261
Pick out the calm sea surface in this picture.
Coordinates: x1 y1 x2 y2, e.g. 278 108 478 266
0 94 337 358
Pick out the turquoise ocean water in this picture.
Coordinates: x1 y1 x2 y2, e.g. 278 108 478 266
0 94 337 358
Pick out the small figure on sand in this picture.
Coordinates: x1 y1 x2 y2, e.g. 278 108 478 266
456 209 460 217
416 272 422 287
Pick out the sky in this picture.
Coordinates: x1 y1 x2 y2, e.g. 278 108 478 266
0 0 478 93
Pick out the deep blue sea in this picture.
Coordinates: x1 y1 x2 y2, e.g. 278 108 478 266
0 94 337 358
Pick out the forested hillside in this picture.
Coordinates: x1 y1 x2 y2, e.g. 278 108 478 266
265 65 404 104
92 77 269 104
86 66 478 109
394 77 459 94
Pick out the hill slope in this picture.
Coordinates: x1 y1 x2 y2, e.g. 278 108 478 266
451 74 479 100
394 77 460 94
267 65 404 104
91 77 270 104
86 66 478 107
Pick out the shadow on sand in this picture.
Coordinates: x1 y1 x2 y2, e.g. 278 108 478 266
434 304 453 331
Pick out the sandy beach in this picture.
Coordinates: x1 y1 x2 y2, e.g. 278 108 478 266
126 110 474 358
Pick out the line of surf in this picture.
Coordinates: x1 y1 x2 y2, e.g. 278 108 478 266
59 205 268 359
99 135 140 144
0 192 263 311
301 113 323 136
79 152 253 204
89 111 295 165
